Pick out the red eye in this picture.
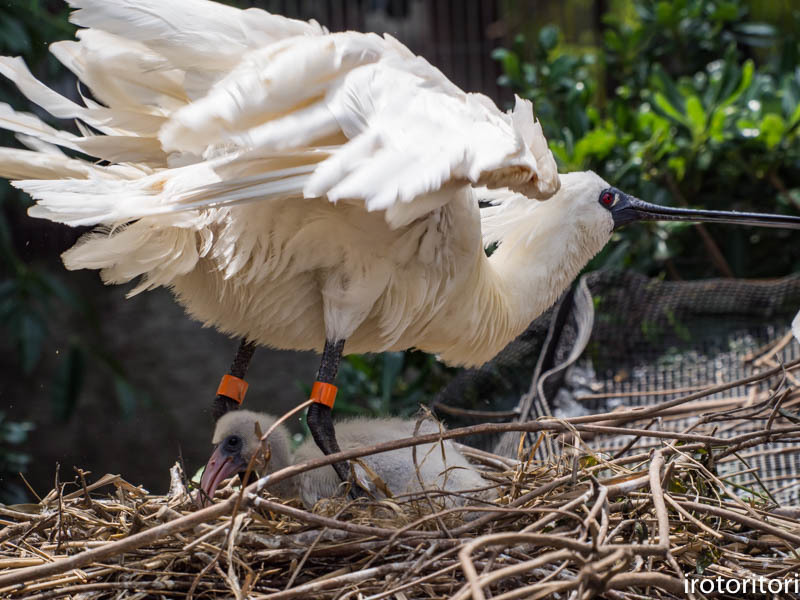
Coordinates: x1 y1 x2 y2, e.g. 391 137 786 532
600 191 614 207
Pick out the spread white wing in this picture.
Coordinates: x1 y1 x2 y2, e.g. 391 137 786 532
0 0 559 291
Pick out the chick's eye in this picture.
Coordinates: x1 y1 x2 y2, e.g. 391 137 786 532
600 191 614 207
224 435 241 450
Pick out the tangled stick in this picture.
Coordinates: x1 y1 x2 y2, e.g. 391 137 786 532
2 359 800 598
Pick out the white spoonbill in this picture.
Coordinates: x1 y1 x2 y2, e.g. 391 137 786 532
1 0 799 484
201 410 493 509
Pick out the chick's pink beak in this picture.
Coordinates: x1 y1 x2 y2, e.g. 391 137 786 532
197 445 240 508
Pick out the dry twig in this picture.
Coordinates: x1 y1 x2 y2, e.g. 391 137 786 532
2 359 799 599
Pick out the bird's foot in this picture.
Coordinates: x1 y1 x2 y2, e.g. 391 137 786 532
332 459 370 500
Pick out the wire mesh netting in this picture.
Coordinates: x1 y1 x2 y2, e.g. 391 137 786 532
433 269 800 505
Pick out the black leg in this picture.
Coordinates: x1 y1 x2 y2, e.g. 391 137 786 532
307 339 356 487
212 339 257 421
316 339 345 384
307 402 351 483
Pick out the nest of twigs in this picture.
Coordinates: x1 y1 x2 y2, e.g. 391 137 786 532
2 359 800 600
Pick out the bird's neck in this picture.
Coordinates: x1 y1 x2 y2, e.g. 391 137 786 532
440 205 606 367
488 225 592 330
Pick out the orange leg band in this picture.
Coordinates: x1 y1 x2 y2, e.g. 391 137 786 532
217 374 248 404
311 381 338 409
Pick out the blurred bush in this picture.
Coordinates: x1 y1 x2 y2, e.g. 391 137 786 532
494 0 800 278
334 351 455 418
0 1 143 472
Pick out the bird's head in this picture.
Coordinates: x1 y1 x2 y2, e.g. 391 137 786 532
478 169 800 357
557 170 800 250
197 410 293 507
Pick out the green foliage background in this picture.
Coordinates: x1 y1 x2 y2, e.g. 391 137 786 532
1 0 799 500
495 0 800 278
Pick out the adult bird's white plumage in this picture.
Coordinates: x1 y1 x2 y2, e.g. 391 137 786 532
0 0 586 367
5 0 800 486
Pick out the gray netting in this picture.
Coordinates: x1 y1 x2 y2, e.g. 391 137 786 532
432 269 800 504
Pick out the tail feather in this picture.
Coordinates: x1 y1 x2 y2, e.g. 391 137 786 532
63 221 202 296
21 178 148 225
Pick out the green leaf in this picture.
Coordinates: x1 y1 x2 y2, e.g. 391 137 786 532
604 29 622 52
735 118 759 138
491 48 521 83
667 156 686 181
685 94 706 138
759 113 785 149
787 101 800 130
573 127 617 166
345 354 373 376
538 25 559 52
0 15 32 54
549 55 576 81
650 65 684 110
734 23 777 37
548 140 570 167
653 92 689 126
381 352 404 407
708 107 727 141
696 548 717 575
719 59 754 109
654 1 676 26
711 2 740 22
697 149 712 170
667 477 687 494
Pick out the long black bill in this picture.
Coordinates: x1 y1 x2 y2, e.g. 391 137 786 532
611 194 800 231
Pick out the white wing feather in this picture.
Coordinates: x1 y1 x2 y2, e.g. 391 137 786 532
51 31 188 114
0 148 94 180
1 0 559 297
68 0 325 97
0 103 81 151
